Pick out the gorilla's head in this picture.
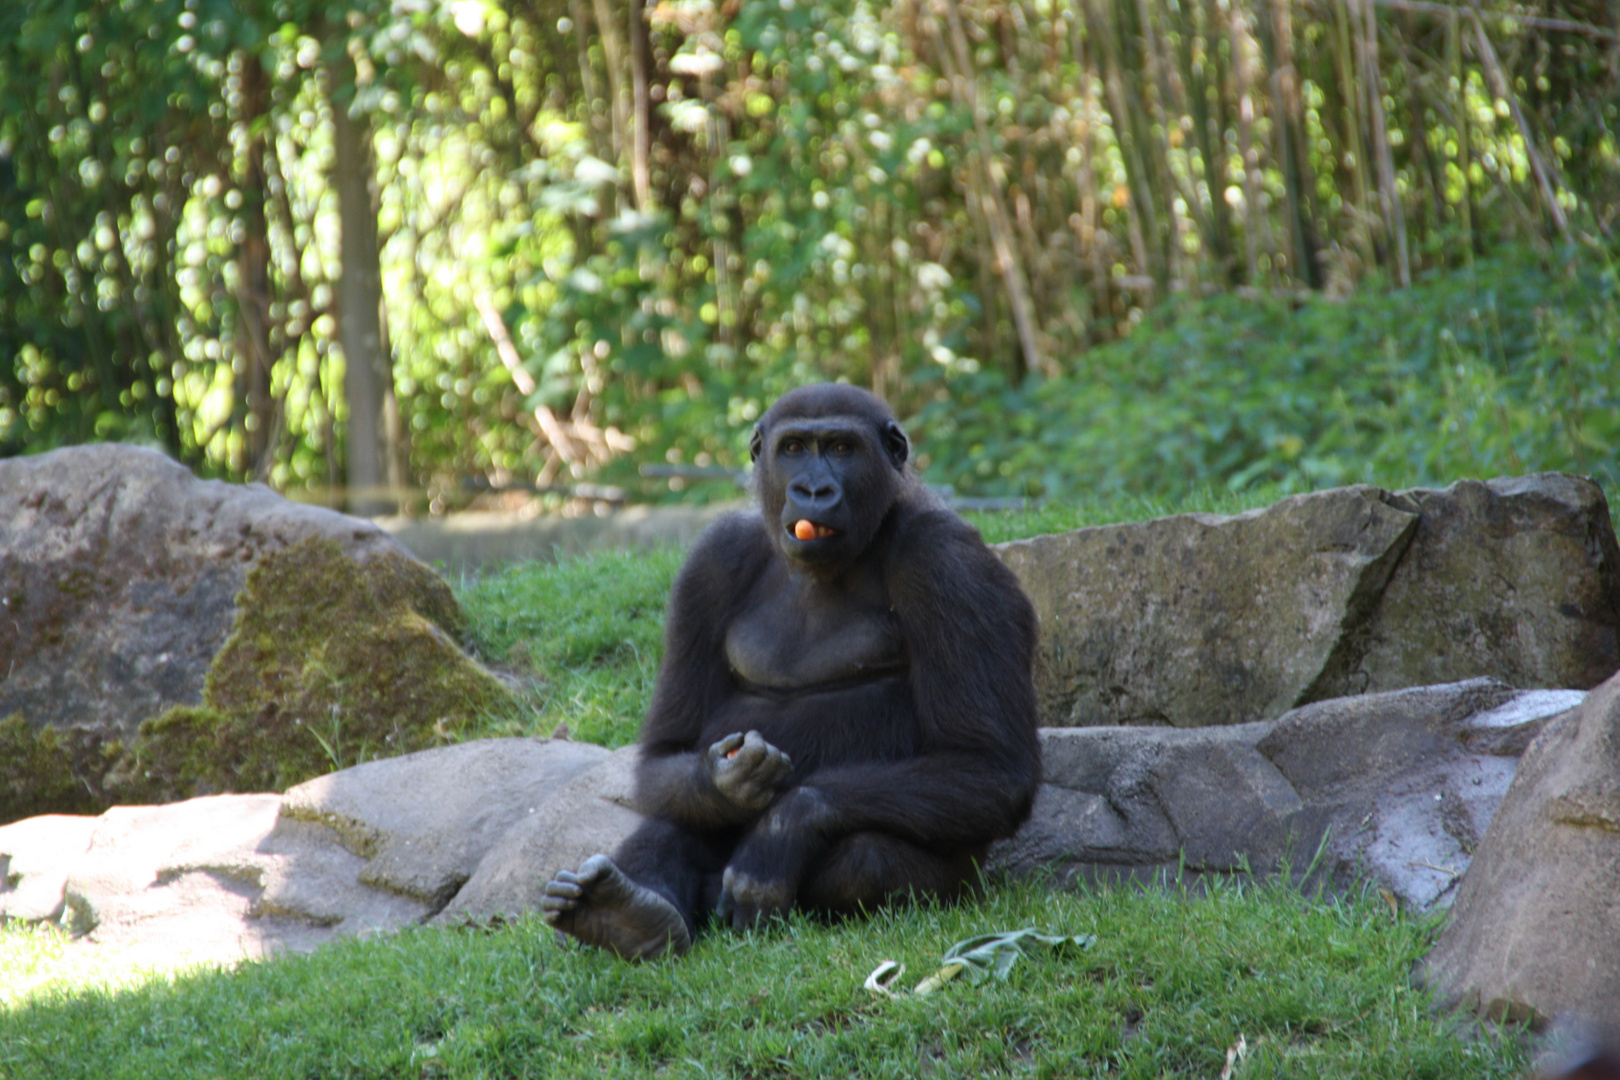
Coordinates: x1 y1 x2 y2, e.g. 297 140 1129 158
750 384 911 568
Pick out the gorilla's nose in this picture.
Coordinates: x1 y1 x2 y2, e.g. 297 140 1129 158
791 478 839 508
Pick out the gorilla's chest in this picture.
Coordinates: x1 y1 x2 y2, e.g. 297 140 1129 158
724 568 905 691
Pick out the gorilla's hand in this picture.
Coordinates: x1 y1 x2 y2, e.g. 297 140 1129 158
718 786 831 930
704 731 793 815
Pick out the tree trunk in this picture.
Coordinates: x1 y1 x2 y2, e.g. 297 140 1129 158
329 62 391 515
236 51 277 480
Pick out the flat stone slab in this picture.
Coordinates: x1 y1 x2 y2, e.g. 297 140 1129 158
1 683 1587 979
433 746 641 925
987 679 1586 910
0 738 606 973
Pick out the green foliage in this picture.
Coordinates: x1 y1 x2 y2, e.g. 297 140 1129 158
5 0 1616 503
456 547 686 748
112 537 518 801
918 247 1620 502
0 877 1529 1077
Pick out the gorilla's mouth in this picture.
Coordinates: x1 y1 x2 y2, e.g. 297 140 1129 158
791 520 837 541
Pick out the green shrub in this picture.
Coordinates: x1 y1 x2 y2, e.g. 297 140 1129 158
917 247 1620 507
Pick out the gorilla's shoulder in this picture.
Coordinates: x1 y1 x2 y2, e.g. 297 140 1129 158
884 499 993 561
689 508 773 559
675 510 774 586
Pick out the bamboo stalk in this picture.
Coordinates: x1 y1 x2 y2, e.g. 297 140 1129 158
1135 0 1190 289
1086 0 1159 294
590 0 630 171
629 0 653 211
569 0 612 163
1447 9 1474 263
1359 0 1410 286
1070 11 1112 337
1469 14 1572 245
1332 0 1377 270
1179 0 1232 284
939 0 1047 378
1259 0 1321 287
1229 3 1264 283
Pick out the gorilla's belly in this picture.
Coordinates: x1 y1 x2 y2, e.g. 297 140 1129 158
706 673 919 774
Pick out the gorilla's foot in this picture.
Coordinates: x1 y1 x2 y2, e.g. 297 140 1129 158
540 854 692 961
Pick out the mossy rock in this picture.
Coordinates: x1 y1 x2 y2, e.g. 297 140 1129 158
108 537 520 803
0 714 102 822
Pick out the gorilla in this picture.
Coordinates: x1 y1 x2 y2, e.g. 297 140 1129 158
541 383 1039 959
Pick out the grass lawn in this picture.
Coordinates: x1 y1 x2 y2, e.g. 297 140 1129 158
0 876 1527 1079
0 488 1534 1077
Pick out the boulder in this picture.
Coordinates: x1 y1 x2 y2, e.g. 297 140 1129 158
1351 474 1620 697
1421 670 1620 1024
987 679 1586 910
0 738 605 969
994 484 1418 727
433 746 643 925
0 444 517 822
995 474 1620 728
276 736 609 912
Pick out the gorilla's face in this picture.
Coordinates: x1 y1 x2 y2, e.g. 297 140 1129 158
750 386 909 570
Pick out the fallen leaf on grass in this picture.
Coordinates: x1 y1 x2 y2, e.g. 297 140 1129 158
1219 1033 1247 1080
914 961 965 996
938 928 1097 985
862 959 906 996
872 928 1097 997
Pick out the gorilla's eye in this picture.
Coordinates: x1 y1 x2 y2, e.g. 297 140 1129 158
780 438 806 455
829 439 855 455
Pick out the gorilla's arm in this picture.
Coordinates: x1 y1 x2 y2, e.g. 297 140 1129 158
631 515 790 829
721 509 1040 925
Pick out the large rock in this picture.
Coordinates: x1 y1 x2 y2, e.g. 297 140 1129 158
995 474 1620 728
1420 670 1620 1024
277 736 609 912
432 746 642 925
987 679 1585 909
0 738 605 969
1352 474 1620 697
0 444 516 822
994 485 1418 727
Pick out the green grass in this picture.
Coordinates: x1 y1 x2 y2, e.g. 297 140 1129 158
0 877 1527 1078
455 547 686 748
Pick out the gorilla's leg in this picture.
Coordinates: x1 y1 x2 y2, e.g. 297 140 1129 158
541 817 730 959
796 833 986 917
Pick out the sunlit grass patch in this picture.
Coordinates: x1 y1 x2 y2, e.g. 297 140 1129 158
0 922 225 1010
455 547 685 747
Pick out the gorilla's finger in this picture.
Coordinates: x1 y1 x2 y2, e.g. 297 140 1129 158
710 732 745 759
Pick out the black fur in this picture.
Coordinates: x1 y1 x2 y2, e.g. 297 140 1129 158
593 384 1039 938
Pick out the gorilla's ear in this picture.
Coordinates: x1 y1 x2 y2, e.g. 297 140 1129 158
882 420 909 470
749 423 765 463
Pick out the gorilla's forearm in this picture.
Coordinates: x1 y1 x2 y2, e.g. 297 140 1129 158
762 752 1036 853
633 750 766 829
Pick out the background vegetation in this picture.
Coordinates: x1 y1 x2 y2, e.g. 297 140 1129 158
2 0 1615 507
